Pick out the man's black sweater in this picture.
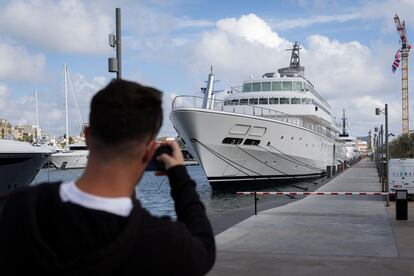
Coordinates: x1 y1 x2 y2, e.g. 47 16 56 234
0 166 215 275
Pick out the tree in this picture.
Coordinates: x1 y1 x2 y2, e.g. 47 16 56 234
389 133 414 158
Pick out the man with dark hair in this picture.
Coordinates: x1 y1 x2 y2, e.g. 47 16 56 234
0 79 215 275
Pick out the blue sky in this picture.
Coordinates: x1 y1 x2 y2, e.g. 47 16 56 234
0 0 413 138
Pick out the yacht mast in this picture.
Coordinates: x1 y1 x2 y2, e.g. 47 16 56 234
202 66 215 109
342 109 347 136
64 64 69 151
35 88 39 142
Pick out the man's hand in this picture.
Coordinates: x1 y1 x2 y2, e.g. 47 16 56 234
156 140 185 174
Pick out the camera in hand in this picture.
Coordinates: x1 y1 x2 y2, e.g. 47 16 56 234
147 145 173 171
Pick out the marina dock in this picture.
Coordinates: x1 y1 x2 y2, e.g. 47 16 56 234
209 159 414 275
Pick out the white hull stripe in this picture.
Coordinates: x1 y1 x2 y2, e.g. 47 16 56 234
236 191 391 196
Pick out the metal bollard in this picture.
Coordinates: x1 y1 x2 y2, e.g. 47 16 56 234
326 166 332 178
254 192 258 215
396 190 408 220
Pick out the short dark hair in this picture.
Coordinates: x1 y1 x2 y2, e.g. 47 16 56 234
89 79 163 150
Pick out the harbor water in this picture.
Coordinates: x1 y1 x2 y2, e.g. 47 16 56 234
32 165 316 218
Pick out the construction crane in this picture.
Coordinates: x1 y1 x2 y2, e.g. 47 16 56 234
394 14 411 134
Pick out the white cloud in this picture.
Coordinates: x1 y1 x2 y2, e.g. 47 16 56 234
304 35 389 99
186 13 404 136
217 14 288 48
0 83 9 109
190 14 291 82
175 17 214 29
270 13 361 30
0 42 45 81
0 0 112 54
360 0 414 30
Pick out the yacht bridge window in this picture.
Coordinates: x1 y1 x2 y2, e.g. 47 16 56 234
249 98 258 105
280 98 290 104
243 83 252 92
262 82 271 91
291 98 301 104
240 99 248 105
242 81 304 92
272 81 282 91
259 98 268 104
282 82 292 91
252 82 261 92
269 98 278 104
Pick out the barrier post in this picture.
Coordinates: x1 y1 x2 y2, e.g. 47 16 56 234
396 190 408 220
326 166 332 178
254 192 258 215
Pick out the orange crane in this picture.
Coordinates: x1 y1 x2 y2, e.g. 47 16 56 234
394 14 411 134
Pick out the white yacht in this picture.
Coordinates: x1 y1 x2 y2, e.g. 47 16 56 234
50 142 88 169
0 139 53 196
171 42 346 190
338 110 360 162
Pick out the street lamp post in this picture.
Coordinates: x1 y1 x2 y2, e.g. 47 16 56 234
108 8 122 79
376 104 390 206
376 105 389 192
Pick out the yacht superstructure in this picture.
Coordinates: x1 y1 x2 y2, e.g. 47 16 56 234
171 42 346 189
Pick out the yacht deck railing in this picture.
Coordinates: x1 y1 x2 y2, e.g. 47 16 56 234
172 95 304 127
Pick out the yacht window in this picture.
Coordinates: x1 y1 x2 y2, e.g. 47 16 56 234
292 81 303 91
303 98 312 104
269 97 279 104
243 83 252 92
272 81 282 91
244 139 261 146
222 137 243 145
224 100 230 106
282 82 292 91
231 99 239 105
69 146 87 150
262 82 271 91
280 97 290 104
291 98 301 104
240 99 248 105
249 98 258 105
259 98 268 104
252 82 261 92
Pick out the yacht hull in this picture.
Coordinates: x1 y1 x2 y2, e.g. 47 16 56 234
50 151 88 169
0 153 48 196
171 108 345 190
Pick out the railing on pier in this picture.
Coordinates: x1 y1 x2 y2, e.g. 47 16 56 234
172 95 304 128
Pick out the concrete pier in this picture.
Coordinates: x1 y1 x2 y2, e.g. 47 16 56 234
209 159 414 275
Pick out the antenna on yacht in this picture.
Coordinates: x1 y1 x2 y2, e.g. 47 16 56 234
341 109 348 136
64 64 69 151
202 66 215 109
286 42 301 70
278 42 305 77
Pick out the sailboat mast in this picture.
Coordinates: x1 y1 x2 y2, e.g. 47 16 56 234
64 64 69 151
35 88 39 141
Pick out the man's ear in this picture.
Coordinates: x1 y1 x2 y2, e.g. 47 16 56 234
142 141 158 164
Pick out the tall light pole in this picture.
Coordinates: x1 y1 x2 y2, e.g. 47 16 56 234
376 105 389 193
108 8 122 79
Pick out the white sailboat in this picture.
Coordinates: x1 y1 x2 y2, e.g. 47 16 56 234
50 65 88 169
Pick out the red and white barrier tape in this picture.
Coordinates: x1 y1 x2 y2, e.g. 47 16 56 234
236 191 391 196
